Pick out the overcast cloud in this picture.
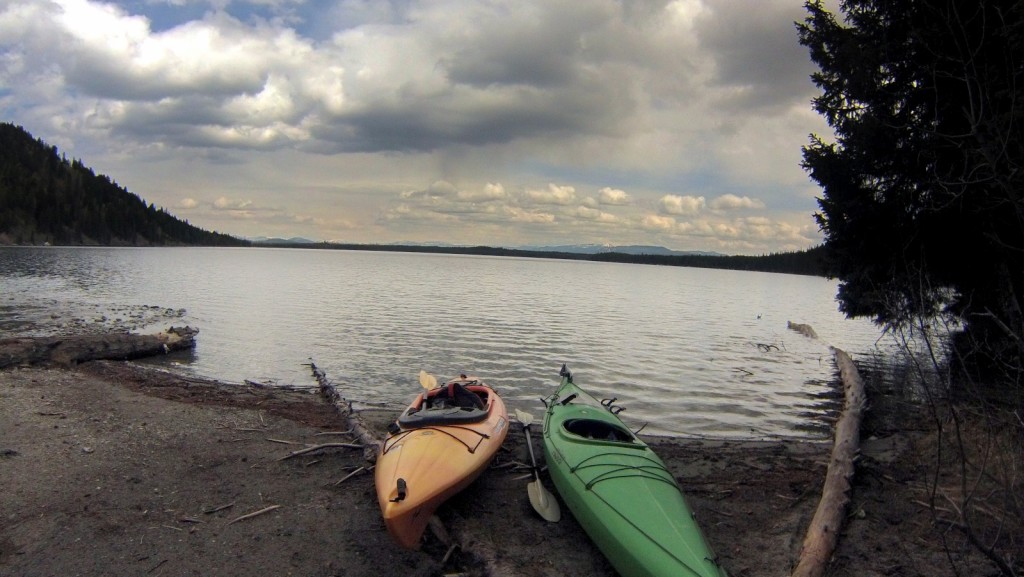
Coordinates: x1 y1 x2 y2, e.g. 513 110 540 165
0 0 832 254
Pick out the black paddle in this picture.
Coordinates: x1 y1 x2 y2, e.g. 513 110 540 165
514 409 560 522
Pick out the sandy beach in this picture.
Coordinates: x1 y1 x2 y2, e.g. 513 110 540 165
0 356 990 577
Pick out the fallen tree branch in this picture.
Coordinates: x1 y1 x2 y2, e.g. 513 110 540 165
308 360 382 462
791 347 866 577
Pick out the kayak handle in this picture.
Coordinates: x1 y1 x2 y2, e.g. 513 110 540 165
559 393 577 406
390 478 408 502
601 397 617 407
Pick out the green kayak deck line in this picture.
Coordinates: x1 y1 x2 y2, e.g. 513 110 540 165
542 366 728 577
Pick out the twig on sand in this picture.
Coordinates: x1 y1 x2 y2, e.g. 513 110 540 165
314 429 355 437
266 438 304 445
334 465 375 485
202 502 235 514
227 505 281 525
276 442 365 461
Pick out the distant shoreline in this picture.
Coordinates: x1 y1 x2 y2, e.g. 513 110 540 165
2 241 830 278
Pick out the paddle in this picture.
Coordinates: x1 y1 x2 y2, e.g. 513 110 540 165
514 409 561 522
418 370 438 390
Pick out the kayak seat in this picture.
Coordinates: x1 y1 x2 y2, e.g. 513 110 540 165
449 382 486 410
564 419 634 443
398 384 488 427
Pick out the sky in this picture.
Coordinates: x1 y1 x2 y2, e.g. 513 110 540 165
0 0 837 254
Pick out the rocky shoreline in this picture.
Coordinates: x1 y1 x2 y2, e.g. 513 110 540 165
0 338 992 576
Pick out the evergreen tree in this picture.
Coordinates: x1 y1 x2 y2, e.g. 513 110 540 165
0 123 248 247
798 1 1024 355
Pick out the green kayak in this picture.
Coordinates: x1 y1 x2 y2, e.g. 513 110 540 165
541 365 728 577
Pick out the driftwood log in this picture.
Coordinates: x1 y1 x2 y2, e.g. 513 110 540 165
308 360 382 462
0 326 198 369
787 321 819 340
791 347 866 577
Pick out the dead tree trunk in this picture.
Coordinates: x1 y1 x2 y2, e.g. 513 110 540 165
308 360 381 462
0 326 198 368
791 347 866 577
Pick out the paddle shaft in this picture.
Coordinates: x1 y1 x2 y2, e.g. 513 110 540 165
523 424 542 481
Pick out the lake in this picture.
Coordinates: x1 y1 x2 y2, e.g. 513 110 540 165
0 246 889 438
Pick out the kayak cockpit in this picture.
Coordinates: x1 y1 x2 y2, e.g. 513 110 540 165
564 418 635 443
398 380 491 427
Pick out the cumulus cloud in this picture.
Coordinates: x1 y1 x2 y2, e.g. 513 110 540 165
573 205 617 223
524 184 576 206
598 187 630 205
641 214 677 231
709 194 765 210
660 194 705 215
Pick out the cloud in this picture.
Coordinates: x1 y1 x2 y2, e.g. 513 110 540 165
179 197 198 209
642 214 677 231
709 194 765 210
598 187 630 205
660 194 705 215
573 205 617 223
213 196 254 210
457 182 507 202
0 0 832 254
523 184 576 206
695 0 816 111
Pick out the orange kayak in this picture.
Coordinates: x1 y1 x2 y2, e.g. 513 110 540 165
375 375 509 549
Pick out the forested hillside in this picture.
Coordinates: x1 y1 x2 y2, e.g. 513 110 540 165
0 123 246 246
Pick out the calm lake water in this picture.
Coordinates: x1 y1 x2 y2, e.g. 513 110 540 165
0 246 889 438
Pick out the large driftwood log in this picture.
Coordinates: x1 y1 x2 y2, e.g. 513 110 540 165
0 326 198 369
791 347 866 577
308 360 381 462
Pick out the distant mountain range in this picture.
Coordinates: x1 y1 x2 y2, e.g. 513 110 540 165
247 236 318 245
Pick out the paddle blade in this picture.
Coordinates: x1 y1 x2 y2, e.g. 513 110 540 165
418 370 438 389
527 480 561 522
514 408 534 427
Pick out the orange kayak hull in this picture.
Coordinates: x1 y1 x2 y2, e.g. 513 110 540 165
375 377 509 549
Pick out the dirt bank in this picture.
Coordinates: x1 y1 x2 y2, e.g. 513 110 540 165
0 360 992 577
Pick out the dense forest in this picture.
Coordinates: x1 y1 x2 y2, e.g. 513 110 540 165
0 123 246 247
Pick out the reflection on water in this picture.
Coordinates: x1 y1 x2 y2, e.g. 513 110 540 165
0 246 890 438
